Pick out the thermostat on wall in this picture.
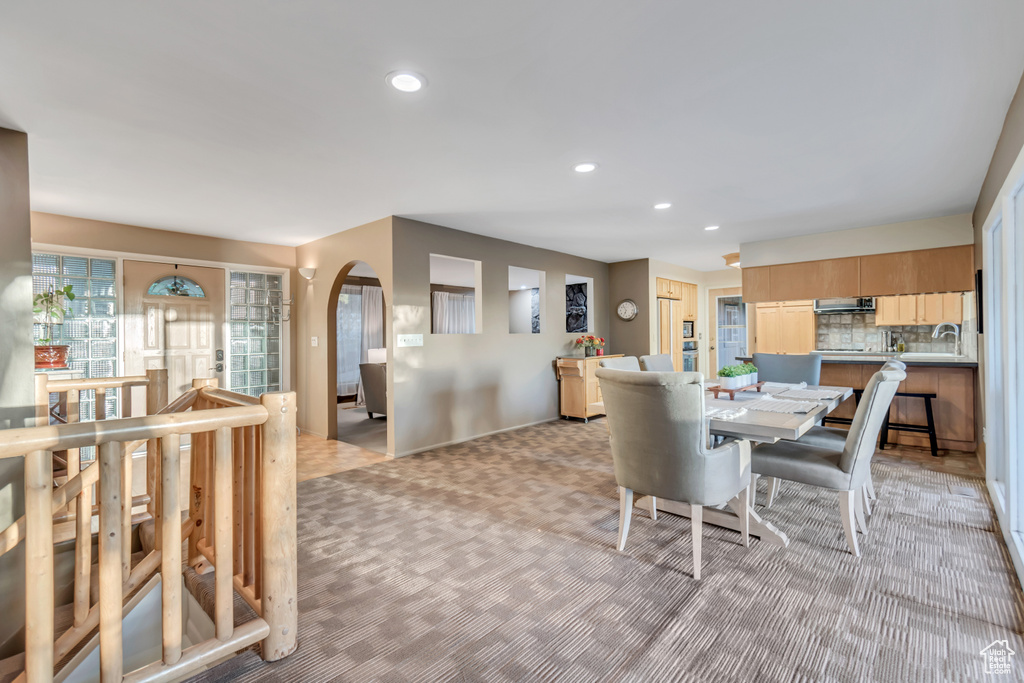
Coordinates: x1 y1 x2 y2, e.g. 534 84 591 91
397 334 423 347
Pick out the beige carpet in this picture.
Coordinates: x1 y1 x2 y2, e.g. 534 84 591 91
191 419 1024 682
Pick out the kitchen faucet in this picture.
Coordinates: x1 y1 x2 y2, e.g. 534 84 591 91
932 322 961 357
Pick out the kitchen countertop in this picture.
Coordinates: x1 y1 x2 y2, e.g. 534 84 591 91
737 352 978 368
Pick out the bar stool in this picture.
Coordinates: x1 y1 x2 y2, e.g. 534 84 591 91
879 391 939 457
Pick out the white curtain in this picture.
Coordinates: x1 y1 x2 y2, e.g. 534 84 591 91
432 291 475 334
336 285 362 396
357 285 384 404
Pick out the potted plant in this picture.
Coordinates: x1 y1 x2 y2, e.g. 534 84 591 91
33 283 75 369
574 335 605 357
745 363 758 385
717 365 742 390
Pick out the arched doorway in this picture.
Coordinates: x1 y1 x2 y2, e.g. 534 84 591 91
326 260 387 454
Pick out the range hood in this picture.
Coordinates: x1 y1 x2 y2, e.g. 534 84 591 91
813 297 875 314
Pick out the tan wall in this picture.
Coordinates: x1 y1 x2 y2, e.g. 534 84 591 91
294 217 393 444
608 259 652 358
739 214 974 269
30 211 300 407
0 128 33 656
390 217 609 456
969 69 1024 470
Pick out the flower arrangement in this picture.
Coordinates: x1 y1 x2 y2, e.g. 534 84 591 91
575 335 606 356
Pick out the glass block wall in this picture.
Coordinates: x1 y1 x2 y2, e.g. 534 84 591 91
32 253 120 433
229 271 283 397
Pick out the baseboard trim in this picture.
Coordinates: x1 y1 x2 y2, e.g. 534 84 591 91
394 417 560 458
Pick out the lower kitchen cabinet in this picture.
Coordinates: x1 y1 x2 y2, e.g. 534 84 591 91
819 362 976 451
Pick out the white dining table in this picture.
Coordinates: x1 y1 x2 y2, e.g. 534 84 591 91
635 383 855 549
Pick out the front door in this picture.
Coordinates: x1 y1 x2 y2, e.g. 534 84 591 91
708 287 744 372
123 261 226 408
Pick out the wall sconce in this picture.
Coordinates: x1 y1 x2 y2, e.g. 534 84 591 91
298 267 316 281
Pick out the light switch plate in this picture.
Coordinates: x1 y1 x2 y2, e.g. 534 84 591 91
311 336 319 347
397 334 423 347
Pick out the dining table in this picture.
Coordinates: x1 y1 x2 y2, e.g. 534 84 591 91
634 382 855 549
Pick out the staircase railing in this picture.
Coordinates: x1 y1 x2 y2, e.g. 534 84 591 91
0 377 298 683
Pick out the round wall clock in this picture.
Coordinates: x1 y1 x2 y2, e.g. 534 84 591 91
617 299 639 321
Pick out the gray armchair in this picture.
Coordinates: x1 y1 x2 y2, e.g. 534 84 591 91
751 367 905 556
596 368 752 579
598 356 641 371
751 353 822 385
639 354 675 372
358 363 387 419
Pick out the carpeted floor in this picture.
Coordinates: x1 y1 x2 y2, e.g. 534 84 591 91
192 419 1024 682
337 404 387 454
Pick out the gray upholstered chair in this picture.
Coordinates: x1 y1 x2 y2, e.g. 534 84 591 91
596 368 752 579
358 363 387 418
792 359 906 509
751 367 905 556
751 352 822 386
639 354 675 372
599 356 641 371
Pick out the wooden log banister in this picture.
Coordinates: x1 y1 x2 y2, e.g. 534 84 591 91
6 375 297 683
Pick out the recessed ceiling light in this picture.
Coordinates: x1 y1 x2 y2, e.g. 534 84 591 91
573 162 597 173
386 71 426 92
654 203 672 210
705 225 720 231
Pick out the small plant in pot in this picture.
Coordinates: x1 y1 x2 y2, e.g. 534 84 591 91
744 363 758 385
33 284 75 369
717 364 743 390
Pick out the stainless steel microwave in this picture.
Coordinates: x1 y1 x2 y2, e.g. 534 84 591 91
682 321 694 338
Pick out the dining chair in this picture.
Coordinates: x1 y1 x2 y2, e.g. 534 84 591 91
751 352 822 385
596 368 752 579
598 356 641 371
793 359 907 508
639 354 675 372
750 366 905 556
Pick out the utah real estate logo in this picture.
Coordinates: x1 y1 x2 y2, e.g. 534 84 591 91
980 640 1015 675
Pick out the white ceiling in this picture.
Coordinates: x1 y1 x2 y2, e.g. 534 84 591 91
2 2 1023 270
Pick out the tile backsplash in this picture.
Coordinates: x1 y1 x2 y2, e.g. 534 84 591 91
816 313 958 353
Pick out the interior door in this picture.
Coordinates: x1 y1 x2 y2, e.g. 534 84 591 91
123 261 226 410
708 287 743 372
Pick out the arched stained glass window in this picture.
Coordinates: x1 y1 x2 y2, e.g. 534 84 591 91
147 275 206 297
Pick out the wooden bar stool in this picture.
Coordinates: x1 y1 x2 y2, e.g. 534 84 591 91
879 391 939 457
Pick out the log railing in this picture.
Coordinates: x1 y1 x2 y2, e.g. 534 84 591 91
1 377 298 683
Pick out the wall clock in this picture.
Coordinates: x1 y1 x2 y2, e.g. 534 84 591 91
617 299 638 321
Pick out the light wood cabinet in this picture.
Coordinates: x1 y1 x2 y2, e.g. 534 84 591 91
658 299 686 371
556 355 623 421
769 257 860 302
740 245 974 303
874 292 962 326
819 362 976 451
656 277 685 300
754 301 814 354
682 282 698 320
741 266 771 303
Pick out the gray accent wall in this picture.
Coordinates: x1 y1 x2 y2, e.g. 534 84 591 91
390 217 609 456
0 128 33 656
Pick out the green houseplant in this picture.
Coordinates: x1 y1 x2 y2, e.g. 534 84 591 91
717 364 743 390
33 283 75 368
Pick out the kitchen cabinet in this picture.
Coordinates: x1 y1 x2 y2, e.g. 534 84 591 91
874 292 962 326
740 245 974 303
742 266 771 303
658 299 685 370
682 282 699 320
754 301 814 354
819 362 976 451
768 257 860 302
860 245 974 296
656 277 684 300
556 354 624 421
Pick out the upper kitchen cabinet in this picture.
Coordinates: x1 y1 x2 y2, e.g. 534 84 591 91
860 245 974 296
682 282 699 320
768 257 860 302
656 277 683 300
742 266 771 303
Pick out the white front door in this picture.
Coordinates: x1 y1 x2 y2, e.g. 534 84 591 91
123 261 226 407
